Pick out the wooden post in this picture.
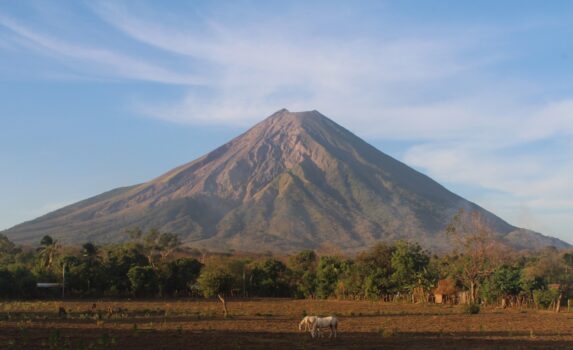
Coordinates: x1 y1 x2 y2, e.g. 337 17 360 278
556 292 563 313
218 294 228 318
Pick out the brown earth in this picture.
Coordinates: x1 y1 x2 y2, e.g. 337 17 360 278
2 299 573 349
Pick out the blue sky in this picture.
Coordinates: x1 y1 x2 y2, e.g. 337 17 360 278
1 1 572 242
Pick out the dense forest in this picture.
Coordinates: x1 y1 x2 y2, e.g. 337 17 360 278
0 212 571 311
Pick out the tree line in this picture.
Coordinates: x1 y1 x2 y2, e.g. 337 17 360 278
0 212 571 310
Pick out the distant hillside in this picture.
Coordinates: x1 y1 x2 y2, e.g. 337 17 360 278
3 109 569 252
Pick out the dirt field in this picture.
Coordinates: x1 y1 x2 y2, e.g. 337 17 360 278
1 299 573 349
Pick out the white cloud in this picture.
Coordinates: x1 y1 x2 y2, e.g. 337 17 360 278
0 15 203 85
1 3 572 241
403 137 573 240
91 2 500 128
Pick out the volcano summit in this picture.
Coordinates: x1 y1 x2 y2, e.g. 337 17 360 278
3 109 568 252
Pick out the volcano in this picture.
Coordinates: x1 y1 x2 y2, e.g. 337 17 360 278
3 109 568 252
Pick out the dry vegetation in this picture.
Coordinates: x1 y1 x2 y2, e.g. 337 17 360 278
2 299 573 349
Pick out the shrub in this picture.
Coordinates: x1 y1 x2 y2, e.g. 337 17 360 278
533 289 560 309
0 269 14 297
463 303 480 314
11 268 37 299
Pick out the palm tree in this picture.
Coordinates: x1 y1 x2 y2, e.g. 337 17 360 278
80 242 102 292
37 235 60 269
82 242 98 259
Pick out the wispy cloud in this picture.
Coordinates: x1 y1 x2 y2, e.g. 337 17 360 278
92 2 499 127
403 135 573 238
0 15 203 85
1 2 572 240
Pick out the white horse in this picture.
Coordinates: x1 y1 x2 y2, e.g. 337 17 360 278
299 316 317 332
311 316 338 339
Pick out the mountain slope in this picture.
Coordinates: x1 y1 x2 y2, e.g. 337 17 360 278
3 109 569 252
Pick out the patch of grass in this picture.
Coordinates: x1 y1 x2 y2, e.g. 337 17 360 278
378 327 397 337
463 303 480 315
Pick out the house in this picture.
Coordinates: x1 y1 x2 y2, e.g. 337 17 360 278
433 279 457 304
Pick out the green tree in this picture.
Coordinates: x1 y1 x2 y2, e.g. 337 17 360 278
104 245 148 295
340 243 396 300
128 228 182 267
198 265 235 297
197 264 235 317
127 266 159 297
77 243 105 294
249 258 291 297
160 258 203 296
157 233 181 261
288 250 317 298
390 241 434 296
481 265 522 306
0 234 20 265
289 250 317 271
316 256 349 299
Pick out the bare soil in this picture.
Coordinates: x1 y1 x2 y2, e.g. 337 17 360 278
1 299 573 349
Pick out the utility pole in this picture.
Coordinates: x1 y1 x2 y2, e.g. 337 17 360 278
242 267 246 297
62 262 66 299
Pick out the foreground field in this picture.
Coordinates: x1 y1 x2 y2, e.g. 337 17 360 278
1 299 573 349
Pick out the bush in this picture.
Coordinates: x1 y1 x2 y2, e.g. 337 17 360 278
11 267 37 299
533 289 560 309
0 269 14 297
463 303 480 314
